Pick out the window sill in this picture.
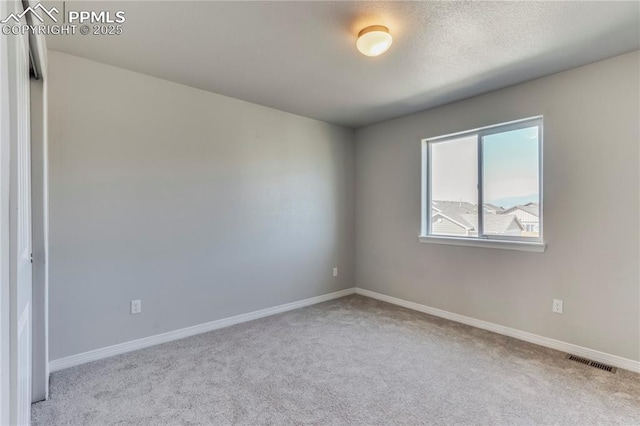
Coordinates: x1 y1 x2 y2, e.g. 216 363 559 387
418 235 546 252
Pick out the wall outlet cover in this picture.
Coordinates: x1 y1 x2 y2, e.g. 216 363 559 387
552 299 563 314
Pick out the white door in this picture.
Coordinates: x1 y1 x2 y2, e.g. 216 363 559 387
0 2 9 423
5 1 33 424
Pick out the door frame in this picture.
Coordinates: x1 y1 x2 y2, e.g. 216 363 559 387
0 1 13 422
0 0 46 421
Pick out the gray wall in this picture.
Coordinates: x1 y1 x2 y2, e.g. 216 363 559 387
48 51 355 360
355 51 639 361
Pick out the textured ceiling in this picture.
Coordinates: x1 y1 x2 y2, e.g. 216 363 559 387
46 1 640 128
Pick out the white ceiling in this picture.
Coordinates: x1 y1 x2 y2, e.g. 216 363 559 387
46 1 640 128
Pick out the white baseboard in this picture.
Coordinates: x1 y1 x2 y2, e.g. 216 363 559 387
355 288 640 373
50 288 356 372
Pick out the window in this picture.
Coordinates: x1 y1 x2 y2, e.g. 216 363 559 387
420 117 544 252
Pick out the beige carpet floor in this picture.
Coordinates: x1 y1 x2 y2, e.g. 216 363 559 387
33 295 640 425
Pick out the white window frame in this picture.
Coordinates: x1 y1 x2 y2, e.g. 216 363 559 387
419 116 545 252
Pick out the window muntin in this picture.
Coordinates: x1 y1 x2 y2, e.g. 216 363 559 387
423 117 543 245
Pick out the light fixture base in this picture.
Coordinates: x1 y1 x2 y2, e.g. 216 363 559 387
358 25 389 38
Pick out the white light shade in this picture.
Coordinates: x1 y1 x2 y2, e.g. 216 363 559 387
356 25 392 57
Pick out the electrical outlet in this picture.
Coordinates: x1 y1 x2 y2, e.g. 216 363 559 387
552 299 563 314
131 299 142 315
333 267 338 277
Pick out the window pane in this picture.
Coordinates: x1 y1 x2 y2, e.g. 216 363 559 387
482 126 540 238
430 135 478 237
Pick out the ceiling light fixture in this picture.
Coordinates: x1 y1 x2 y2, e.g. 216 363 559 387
356 25 392 57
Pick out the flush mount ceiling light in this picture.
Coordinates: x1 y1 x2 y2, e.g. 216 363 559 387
356 25 392 57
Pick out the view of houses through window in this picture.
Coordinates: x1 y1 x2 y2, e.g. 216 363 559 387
427 119 541 240
431 200 540 238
